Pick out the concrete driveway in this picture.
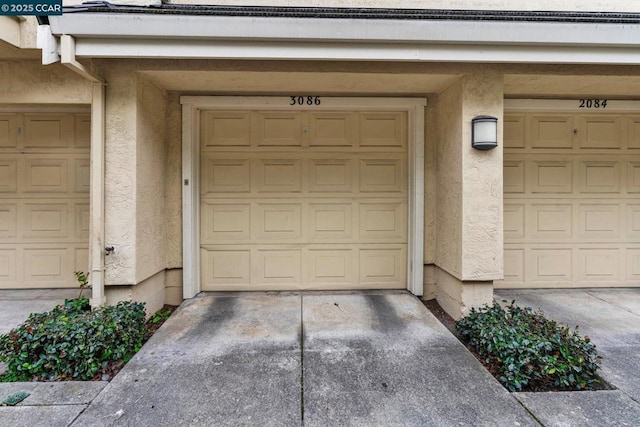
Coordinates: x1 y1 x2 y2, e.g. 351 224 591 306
69 291 534 426
3 289 640 426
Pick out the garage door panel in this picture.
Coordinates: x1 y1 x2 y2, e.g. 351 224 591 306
504 160 525 193
22 203 69 239
201 111 251 147
73 159 90 193
630 117 640 149
23 248 67 282
308 158 354 193
256 203 303 241
256 159 302 193
359 202 405 240
24 114 74 149
504 248 525 283
74 203 90 239
307 248 354 286
253 112 303 147
360 112 406 148
628 162 640 192
201 249 251 289
578 116 622 149
528 204 572 239
504 115 525 148
628 250 640 280
578 204 620 239
202 157 251 194
257 249 301 284
0 160 17 193
578 161 621 193
529 160 573 193
504 203 525 239
24 159 68 193
359 247 405 287
628 205 640 237
528 248 572 282
0 204 17 238
0 114 19 149
578 248 621 282
309 203 353 240
309 112 358 147
360 158 403 193
74 114 91 149
202 202 251 243
0 249 17 283
529 115 574 149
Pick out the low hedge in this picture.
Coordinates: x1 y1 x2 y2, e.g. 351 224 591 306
0 297 146 381
455 302 601 392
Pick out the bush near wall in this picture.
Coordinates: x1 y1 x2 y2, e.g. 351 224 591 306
0 297 147 381
455 302 601 392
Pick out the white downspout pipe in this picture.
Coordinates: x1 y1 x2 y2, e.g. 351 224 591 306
58 34 107 306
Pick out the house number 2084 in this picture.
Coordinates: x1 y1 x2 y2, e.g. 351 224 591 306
579 99 607 109
290 96 321 106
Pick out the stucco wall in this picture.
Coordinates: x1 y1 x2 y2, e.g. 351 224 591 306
103 65 137 285
435 79 464 278
0 60 90 104
136 75 168 283
102 65 170 289
434 72 503 282
165 93 183 270
460 72 503 280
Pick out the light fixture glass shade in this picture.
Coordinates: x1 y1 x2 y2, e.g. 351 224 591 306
471 115 498 150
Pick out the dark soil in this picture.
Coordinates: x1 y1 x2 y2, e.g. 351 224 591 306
421 298 614 393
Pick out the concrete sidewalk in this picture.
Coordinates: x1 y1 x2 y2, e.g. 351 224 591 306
2 289 639 426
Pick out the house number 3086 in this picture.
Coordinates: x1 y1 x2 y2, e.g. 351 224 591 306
290 96 321 106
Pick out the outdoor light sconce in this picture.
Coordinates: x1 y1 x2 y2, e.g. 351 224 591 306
471 115 498 150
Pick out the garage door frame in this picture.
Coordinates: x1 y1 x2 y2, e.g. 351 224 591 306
181 96 426 298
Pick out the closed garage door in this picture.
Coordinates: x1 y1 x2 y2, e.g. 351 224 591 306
501 111 640 288
199 109 407 291
0 112 90 288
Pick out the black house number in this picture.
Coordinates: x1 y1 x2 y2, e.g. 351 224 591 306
579 99 608 109
290 96 321 106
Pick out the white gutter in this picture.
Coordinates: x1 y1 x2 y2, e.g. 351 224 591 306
47 14 640 64
43 28 107 307
72 38 640 65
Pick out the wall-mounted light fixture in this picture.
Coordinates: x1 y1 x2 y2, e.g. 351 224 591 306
471 115 498 151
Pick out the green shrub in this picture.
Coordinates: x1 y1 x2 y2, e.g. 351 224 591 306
455 302 601 392
0 298 146 381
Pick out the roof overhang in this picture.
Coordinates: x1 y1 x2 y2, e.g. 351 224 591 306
46 7 640 64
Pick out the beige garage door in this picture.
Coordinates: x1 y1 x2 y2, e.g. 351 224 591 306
199 109 407 291
0 112 90 289
501 112 640 288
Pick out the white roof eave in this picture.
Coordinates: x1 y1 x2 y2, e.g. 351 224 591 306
47 13 640 64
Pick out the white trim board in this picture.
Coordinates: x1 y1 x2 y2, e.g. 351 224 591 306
181 96 426 298
505 98 640 113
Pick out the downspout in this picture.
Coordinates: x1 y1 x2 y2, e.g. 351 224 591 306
55 33 107 306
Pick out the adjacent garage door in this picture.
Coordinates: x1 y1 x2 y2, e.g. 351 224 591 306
0 112 90 289
501 111 640 288
199 109 407 290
